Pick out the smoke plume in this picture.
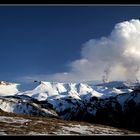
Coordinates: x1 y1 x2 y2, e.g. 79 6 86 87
22 19 140 83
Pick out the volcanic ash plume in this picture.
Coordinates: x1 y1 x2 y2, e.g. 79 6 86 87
23 19 140 83
75 19 140 82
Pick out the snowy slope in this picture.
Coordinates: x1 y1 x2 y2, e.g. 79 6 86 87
92 81 133 98
0 96 58 117
0 81 19 96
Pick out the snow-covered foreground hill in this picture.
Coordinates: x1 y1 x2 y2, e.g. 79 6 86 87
0 112 137 135
0 80 140 132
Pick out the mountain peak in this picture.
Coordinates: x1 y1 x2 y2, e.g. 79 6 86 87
0 81 13 85
0 81 19 96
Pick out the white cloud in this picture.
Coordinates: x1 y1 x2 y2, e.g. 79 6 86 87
20 19 140 83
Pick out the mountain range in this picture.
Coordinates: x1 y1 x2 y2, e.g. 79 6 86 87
0 80 140 131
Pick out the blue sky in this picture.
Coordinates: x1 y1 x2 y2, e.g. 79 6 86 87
0 5 140 83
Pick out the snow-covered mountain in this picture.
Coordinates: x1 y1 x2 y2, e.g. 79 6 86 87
16 81 132 101
0 80 140 131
